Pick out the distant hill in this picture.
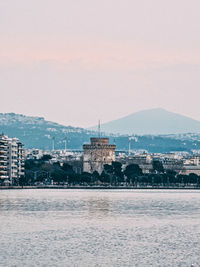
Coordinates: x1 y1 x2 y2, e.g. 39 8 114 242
1 112 200 153
0 113 94 150
89 108 200 135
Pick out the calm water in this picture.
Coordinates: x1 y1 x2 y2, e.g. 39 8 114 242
0 190 200 267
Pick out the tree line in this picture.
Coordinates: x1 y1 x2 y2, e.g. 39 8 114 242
18 156 200 187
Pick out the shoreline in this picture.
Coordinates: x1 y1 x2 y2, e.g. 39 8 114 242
0 186 200 190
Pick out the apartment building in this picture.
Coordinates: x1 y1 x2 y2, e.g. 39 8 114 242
0 134 8 181
0 134 24 185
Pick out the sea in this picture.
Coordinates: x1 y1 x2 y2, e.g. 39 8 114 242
0 189 200 267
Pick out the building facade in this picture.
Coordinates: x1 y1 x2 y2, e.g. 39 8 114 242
83 138 116 174
0 135 9 181
0 134 25 185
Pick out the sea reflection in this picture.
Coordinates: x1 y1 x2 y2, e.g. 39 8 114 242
86 197 111 218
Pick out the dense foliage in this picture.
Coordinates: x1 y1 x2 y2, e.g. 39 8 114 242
18 158 200 187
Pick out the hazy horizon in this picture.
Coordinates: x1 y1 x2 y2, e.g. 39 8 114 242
1 0 200 127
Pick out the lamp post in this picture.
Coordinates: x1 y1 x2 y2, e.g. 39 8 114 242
128 136 138 155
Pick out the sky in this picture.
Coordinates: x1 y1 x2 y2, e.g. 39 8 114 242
1 0 200 128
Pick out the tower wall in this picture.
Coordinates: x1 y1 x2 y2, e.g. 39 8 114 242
83 138 116 174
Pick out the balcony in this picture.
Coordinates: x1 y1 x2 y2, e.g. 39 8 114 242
0 143 7 148
0 155 7 159
0 171 7 177
0 175 9 179
0 150 7 154
0 166 7 169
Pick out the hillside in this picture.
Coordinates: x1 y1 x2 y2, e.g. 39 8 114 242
0 113 93 150
1 113 200 153
90 108 200 135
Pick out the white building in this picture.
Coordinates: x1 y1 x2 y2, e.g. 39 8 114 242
0 134 24 185
0 135 8 181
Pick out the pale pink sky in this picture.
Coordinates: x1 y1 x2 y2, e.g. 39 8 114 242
1 0 200 127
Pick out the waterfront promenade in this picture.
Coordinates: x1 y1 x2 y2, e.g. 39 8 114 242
1 185 200 190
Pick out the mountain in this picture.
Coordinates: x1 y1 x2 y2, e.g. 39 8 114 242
90 108 200 135
1 112 200 153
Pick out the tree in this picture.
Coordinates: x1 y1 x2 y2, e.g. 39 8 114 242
103 162 124 185
61 163 73 172
40 154 52 161
124 164 143 184
188 173 198 184
19 176 29 187
103 164 113 184
112 162 124 184
165 169 176 184
177 174 189 186
51 169 66 184
25 159 37 170
152 160 164 173
68 173 80 185
154 174 162 185
91 171 100 184
104 164 113 174
99 171 110 184
81 172 91 184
